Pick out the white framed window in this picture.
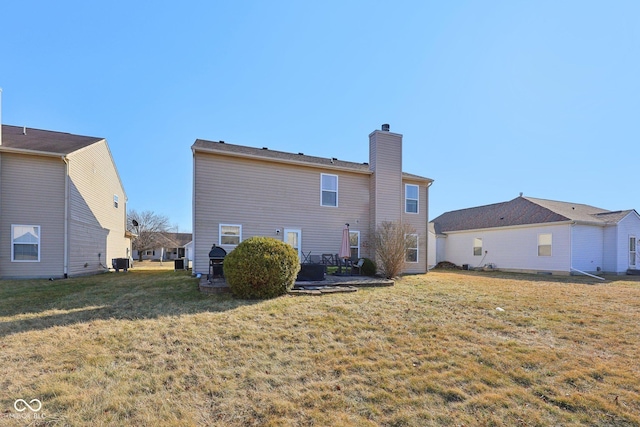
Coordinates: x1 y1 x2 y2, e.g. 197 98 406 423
349 230 360 259
473 238 482 256
405 184 419 214
114 194 119 208
12 225 40 262
629 236 636 267
538 233 552 256
406 234 418 263
321 173 338 207
220 224 242 246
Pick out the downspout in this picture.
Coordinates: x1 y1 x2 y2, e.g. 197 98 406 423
62 156 69 278
569 222 574 274
569 221 605 281
192 147 197 275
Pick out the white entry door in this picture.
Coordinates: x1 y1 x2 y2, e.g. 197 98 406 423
630 236 637 269
284 229 302 260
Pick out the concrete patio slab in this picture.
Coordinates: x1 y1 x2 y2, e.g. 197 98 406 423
198 274 394 294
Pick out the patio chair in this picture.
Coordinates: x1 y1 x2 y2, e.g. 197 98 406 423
322 253 334 265
351 258 365 275
309 255 322 264
321 254 334 274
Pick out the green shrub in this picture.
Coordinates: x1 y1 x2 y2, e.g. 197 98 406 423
361 258 377 276
223 236 300 299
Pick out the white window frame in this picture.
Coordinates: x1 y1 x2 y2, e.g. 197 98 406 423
538 233 552 257
405 233 419 263
219 224 242 246
405 184 419 214
320 173 338 207
349 230 360 259
473 238 483 256
630 235 636 267
284 228 302 260
114 194 119 208
11 224 41 262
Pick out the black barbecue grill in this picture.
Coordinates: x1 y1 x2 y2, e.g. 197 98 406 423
208 245 227 279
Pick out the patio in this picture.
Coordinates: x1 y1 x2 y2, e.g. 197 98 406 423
199 274 394 295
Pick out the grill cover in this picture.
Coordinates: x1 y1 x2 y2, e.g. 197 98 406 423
209 245 227 260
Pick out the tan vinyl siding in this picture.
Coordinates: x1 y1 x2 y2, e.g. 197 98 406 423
67 141 127 276
402 179 429 274
0 153 65 278
369 131 402 227
193 152 371 274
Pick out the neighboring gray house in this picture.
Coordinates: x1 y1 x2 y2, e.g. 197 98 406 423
430 196 640 276
192 124 433 276
0 124 129 278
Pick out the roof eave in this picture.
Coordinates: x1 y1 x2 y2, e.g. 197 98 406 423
402 175 434 184
193 144 373 175
0 146 67 158
439 220 575 234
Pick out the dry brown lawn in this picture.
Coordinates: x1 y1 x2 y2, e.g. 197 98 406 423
1 270 639 426
130 259 177 270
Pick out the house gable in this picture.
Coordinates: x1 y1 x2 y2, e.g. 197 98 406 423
0 125 128 278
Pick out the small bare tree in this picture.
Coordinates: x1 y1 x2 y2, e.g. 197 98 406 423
373 221 417 279
127 210 172 261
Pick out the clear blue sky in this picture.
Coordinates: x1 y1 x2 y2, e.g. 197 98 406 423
2 1 638 232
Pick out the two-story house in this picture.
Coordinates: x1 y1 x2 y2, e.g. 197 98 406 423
0 124 129 278
191 124 432 276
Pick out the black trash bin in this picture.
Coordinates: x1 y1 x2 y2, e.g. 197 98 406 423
174 258 185 270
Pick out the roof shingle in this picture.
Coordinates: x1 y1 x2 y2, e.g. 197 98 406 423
432 196 632 233
1 125 103 155
192 138 432 181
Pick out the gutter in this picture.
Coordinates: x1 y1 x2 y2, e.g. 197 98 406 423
62 156 69 278
0 146 67 158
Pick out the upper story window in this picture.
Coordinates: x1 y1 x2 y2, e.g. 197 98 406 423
321 174 338 207
114 194 119 208
12 225 40 262
220 224 242 246
538 233 552 256
405 184 419 214
473 238 483 256
406 234 418 263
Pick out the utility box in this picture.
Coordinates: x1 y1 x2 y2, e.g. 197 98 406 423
112 258 130 272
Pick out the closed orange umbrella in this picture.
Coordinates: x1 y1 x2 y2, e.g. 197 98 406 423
339 223 351 261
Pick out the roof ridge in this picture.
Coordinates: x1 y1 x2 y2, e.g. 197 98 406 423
2 124 102 140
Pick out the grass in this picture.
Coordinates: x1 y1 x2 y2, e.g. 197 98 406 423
1 270 640 426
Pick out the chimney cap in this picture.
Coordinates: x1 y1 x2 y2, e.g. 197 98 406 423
381 124 390 131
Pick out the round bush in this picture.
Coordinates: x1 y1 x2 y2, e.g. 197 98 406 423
223 236 300 299
361 258 377 276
